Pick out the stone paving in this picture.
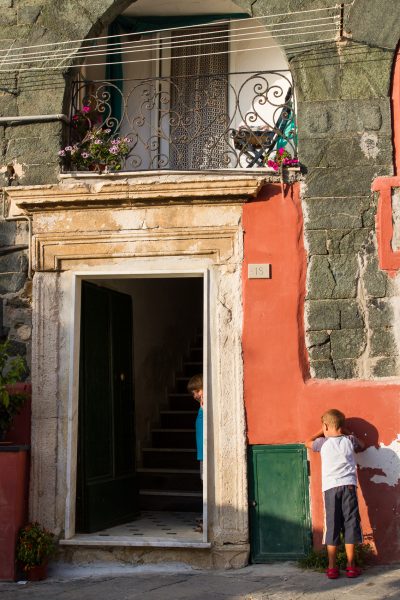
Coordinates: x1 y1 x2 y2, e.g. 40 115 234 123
0 563 399 599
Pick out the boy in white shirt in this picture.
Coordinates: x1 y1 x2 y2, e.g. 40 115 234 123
305 409 365 579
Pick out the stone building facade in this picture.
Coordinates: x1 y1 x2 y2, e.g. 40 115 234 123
1 0 399 568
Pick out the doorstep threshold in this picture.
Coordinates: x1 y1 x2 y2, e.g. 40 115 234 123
60 535 210 549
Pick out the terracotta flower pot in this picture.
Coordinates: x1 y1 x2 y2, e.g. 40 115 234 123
26 563 48 581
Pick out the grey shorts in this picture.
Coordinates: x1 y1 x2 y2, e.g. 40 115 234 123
323 485 362 546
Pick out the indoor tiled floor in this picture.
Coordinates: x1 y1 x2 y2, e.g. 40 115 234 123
93 511 203 541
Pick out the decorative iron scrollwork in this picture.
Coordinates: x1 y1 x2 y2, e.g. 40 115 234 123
67 71 297 172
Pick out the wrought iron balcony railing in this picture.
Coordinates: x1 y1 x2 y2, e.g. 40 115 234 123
66 70 297 172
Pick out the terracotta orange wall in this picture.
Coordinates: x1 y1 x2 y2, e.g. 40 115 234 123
242 183 400 563
4 383 31 446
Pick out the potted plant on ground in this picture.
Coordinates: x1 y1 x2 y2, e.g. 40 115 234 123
0 341 27 442
16 522 56 581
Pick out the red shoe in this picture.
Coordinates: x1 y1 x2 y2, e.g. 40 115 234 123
326 568 339 579
346 566 362 578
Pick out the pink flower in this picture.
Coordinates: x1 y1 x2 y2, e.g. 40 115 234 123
82 106 91 113
65 146 72 152
58 150 66 156
267 159 279 171
278 147 285 156
109 146 119 154
82 152 90 158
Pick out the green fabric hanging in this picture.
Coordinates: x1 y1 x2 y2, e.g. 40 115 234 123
276 115 297 151
105 13 249 128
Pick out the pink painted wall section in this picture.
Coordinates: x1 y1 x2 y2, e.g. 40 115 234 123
392 46 400 175
373 47 400 275
4 383 31 445
242 183 400 564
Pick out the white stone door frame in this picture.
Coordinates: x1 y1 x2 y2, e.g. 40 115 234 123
10 173 260 560
65 266 210 544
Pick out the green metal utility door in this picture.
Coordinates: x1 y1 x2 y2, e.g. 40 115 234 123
76 281 139 533
249 444 311 562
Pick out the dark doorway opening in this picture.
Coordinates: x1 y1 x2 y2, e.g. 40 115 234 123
76 276 204 536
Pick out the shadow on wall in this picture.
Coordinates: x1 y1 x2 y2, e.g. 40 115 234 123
346 417 400 562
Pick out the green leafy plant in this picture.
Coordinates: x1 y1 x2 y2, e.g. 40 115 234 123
59 104 131 172
16 522 56 571
0 341 27 437
298 540 373 571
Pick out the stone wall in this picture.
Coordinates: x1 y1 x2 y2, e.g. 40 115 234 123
1 0 400 380
0 0 134 362
254 0 400 378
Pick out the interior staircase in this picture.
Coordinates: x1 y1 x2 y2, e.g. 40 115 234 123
138 334 203 512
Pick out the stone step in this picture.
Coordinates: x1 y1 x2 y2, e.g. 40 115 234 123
160 410 197 428
168 393 198 411
142 447 198 469
139 489 203 512
137 467 202 491
151 428 196 449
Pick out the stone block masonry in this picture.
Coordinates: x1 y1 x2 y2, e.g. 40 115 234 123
303 192 399 379
1 0 400 385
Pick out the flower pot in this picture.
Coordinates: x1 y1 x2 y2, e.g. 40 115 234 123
88 163 108 173
26 563 48 581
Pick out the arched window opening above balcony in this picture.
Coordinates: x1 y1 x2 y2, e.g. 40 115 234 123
63 0 298 173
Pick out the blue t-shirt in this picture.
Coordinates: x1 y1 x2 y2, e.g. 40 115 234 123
195 407 203 461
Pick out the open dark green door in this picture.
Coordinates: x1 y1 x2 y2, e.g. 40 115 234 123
249 444 311 562
76 281 139 533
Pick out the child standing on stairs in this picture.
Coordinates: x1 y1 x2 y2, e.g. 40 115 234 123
187 373 204 532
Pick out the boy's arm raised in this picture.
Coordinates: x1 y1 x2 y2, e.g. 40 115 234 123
305 429 324 450
342 426 365 451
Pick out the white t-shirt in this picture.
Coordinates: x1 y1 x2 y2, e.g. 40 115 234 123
312 435 359 492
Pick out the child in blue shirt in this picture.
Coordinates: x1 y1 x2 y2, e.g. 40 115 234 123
187 373 203 477
187 373 203 532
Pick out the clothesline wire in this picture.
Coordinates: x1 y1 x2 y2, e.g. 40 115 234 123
0 4 346 55
0 14 340 62
0 22 340 66
0 35 340 73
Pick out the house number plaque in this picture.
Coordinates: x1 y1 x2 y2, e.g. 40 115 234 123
248 264 271 279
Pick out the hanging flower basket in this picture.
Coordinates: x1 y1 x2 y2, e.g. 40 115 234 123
266 147 299 171
59 105 131 172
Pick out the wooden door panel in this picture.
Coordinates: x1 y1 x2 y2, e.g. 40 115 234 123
249 444 311 562
81 284 113 480
111 290 136 477
77 282 139 533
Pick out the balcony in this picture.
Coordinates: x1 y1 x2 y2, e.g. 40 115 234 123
64 70 297 173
